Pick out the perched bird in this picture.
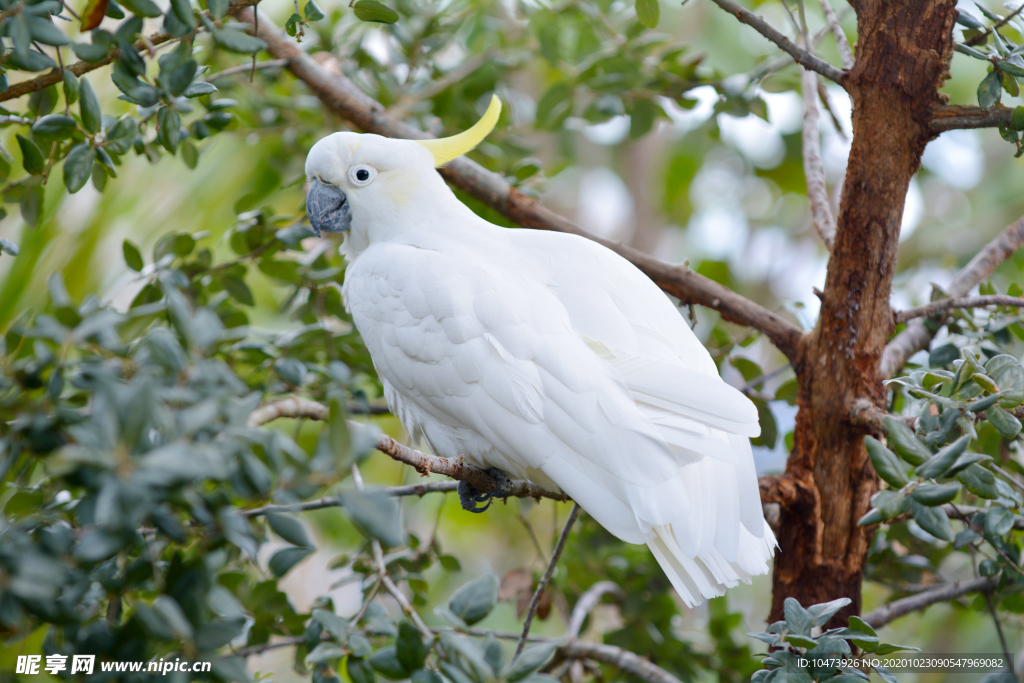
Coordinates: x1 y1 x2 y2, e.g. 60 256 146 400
305 96 776 606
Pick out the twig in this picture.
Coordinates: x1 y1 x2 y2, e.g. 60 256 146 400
802 69 835 252
0 0 260 103
566 581 623 639
241 482 461 517
861 576 998 628
893 295 1024 323
706 0 847 85
992 465 1024 495
247 398 569 502
514 503 581 659
964 2 1024 47
388 52 489 120
817 0 853 69
984 592 1016 674
374 539 434 639
209 58 289 80
929 104 1014 132
239 9 806 362
881 215 1024 378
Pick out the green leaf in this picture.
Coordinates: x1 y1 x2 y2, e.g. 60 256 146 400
958 463 1000 499
304 0 325 21
183 81 217 97
984 505 1015 538
72 42 110 61
987 405 1022 438
783 597 812 635
866 437 907 488
20 179 44 226
370 647 409 679
123 239 144 271
212 28 267 53
915 434 971 479
635 0 660 28
16 134 45 175
395 621 428 673
535 82 573 129
62 70 80 105
348 657 376 683
312 608 349 644
911 482 960 505
352 0 399 23
79 77 102 134
807 597 851 627
118 0 162 18
979 69 1003 108
222 275 254 306
267 512 313 548
448 573 500 626
63 143 96 194
268 546 313 576
340 489 405 547
306 642 346 664
884 417 932 465
31 114 78 141
0 238 19 256
505 642 557 682
910 499 954 541
170 0 195 26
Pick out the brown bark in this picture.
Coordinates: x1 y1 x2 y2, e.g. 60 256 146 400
770 0 958 624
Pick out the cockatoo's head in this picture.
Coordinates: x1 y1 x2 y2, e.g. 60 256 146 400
304 96 501 245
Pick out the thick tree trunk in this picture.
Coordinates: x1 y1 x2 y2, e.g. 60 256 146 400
770 0 958 624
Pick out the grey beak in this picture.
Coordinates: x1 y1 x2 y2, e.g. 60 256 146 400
307 179 352 237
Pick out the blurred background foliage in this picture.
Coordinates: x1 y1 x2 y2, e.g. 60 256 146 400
3 0 1024 680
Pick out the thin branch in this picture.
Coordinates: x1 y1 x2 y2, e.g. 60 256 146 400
241 482 461 517
514 503 582 659
862 576 998 628
247 398 569 502
984 592 1015 674
817 0 853 69
929 104 1014 132
239 9 806 362
557 641 685 683
964 2 1024 47
373 539 434 639
706 0 847 85
208 58 289 81
0 0 260 103
388 52 490 120
894 295 1024 323
881 215 1024 378
802 69 836 252
566 581 623 639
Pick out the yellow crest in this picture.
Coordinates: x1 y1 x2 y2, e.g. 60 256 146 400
416 95 501 167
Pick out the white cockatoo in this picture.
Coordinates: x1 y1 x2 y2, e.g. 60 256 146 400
305 96 776 606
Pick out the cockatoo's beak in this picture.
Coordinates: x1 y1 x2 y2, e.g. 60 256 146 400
307 179 352 237
415 95 502 167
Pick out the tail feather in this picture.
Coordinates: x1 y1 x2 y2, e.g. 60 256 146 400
648 521 777 607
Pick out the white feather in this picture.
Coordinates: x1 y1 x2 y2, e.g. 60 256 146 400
308 130 777 606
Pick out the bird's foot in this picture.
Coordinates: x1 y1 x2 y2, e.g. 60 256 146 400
458 469 513 513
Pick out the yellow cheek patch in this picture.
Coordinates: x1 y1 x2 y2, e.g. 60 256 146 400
384 171 415 206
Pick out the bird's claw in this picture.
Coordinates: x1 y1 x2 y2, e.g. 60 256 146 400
458 469 512 513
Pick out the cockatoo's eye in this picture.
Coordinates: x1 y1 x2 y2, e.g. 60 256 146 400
348 165 377 187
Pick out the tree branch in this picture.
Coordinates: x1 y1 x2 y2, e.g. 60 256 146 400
929 104 1013 132
567 581 623 639
802 69 836 252
894 295 1024 323
0 0 260 103
861 576 998 629
818 0 853 69
239 10 806 362
706 0 847 85
880 215 1024 378
246 398 569 503
515 503 581 659
964 2 1024 47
